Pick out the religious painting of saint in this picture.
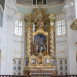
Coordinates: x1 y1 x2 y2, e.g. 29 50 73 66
33 34 47 54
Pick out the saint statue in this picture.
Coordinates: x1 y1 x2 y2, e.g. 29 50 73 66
33 40 40 54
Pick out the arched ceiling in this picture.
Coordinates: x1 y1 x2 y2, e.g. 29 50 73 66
16 0 64 6
16 0 64 16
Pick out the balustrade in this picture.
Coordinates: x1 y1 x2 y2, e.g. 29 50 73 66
0 75 77 77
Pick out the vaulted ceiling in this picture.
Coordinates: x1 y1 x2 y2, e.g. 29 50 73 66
16 0 65 15
16 0 64 6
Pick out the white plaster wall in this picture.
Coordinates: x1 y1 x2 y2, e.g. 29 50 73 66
0 4 7 75
0 0 26 74
0 5 3 73
1 0 17 75
75 0 77 18
0 0 77 75
55 14 68 75
0 26 3 75
13 13 25 75
63 0 77 74
13 42 24 75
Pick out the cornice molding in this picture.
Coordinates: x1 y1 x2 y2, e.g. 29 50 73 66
16 3 64 8
56 13 65 16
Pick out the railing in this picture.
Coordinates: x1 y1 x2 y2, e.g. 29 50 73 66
0 75 30 77
52 75 77 77
0 75 77 77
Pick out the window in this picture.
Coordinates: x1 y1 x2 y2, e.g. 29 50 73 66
60 60 62 65
43 0 46 4
33 0 46 5
13 58 22 75
65 66 67 70
13 66 16 70
58 58 67 75
14 20 23 36
60 66 63 70
14 60 16 65
18 66 21 70
18 60 21 65
65 60 67 64
33 0 36 5
37 0 42 5
0 7 3 27
57 20 66 35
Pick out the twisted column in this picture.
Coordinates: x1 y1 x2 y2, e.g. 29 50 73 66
26 26 31 57
50 26 54 58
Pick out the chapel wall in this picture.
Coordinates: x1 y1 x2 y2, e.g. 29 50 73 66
63 0 77 74
13 13 26 75
55 14 68 75
1 0 16 75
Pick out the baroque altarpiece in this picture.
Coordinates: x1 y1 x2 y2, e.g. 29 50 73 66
24 8 57 76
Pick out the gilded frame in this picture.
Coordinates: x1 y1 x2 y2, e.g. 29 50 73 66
33 28 48 53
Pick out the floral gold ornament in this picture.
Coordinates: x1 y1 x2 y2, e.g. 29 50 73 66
24 8 57 76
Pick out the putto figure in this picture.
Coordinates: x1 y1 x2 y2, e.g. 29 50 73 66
37 18 44 28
